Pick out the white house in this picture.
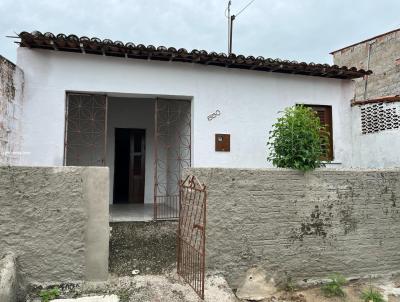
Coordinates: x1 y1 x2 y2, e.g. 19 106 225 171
2 31 373 219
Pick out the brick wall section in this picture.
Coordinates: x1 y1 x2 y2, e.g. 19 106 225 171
186 168 400 288
0 166 109 293
332 29 400 101
0 55 24 165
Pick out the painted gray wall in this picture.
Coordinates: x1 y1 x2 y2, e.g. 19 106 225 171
0 166 109 288
186 168 400 288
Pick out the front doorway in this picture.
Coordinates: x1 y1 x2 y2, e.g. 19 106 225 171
64 93 192 220
113 128 146 204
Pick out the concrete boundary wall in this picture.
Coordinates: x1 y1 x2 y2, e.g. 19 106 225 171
0 166 109 290
185 168 400 288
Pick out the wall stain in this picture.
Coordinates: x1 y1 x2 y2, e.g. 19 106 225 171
338 205 357 235
290 205 333 241
391 191 396 207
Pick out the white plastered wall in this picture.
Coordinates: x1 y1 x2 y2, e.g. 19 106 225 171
16 48 355 172
351 104 400 168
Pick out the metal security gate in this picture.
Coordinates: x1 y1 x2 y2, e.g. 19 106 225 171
154 98 191 220
177 175 207 299
64 93 108 166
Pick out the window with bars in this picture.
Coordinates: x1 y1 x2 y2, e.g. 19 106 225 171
304 105 333 161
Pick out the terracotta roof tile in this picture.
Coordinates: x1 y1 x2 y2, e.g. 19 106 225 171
17 31 371 79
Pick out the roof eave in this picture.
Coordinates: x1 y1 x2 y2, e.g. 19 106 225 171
17 31 371 80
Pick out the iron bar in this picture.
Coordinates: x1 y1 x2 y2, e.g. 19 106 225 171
64 93 107 167
154 98 191 220
177 175 207 299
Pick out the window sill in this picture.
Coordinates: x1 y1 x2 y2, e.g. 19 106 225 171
322 161 342 165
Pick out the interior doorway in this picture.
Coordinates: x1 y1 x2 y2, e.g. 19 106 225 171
113 128 146 204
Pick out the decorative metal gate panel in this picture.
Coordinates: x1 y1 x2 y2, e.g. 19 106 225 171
177 175 207 300
154 98 191 220
64 93 108 166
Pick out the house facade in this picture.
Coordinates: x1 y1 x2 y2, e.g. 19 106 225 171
0 31 377 217
331 28 400 168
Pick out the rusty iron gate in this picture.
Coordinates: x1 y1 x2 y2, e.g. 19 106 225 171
154 98 191 220
177 175 207 299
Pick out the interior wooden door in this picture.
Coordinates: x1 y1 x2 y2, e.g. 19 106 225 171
113 128 145 204
129 129 146 203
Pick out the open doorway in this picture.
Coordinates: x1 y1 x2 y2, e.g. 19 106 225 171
113 128 146 204
64 93 191 221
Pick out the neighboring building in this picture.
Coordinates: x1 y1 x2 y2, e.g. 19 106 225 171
0 31 373 218
0 55 24 165
331 28 400 168
331 28 400 101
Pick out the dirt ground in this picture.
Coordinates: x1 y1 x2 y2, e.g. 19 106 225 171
26 271 237 302
26 272 400 302
109 222 177 276
264 275 400 302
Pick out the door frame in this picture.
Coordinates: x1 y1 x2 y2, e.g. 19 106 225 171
129 128 146 203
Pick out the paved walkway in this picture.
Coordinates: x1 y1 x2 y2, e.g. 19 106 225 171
109 204 153 222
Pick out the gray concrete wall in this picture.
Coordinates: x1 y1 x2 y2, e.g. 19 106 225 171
332 30 400 101
0 166 109 288
186 168 400 288
0 55 24 165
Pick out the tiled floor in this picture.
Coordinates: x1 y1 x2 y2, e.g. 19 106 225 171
109 203 154 222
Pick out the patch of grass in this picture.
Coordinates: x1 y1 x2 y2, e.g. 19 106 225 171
360 287 384 302
283 275 296 292
320 273 346 298
39 287 60 302
118 289 130 302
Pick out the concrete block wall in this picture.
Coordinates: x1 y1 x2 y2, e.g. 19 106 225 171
186 168 400 288
332 29 400 101
0 55 24 165
0 166 109 292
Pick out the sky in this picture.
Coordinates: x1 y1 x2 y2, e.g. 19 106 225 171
1 0 399 64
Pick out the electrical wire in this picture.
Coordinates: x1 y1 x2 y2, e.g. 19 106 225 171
235 0 257 17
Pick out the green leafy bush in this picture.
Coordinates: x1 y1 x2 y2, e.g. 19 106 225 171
267 105 330 171
360 287 384 302
320 273 346 297
39 287 60 302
